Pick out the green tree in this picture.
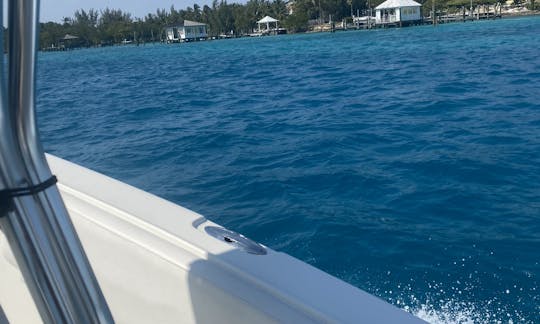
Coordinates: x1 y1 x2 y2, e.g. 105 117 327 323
98 8 133 44
283 11 309 32
39 22 64 49
72 9 99 46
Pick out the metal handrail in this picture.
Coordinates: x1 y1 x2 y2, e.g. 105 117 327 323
0 0 114 322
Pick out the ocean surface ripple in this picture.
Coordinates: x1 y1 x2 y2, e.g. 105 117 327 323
37 17 540 323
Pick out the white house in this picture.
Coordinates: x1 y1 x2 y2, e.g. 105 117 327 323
375 0 422 25
165 20 208 42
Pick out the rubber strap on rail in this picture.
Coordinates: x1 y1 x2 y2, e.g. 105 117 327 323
0 176 57 216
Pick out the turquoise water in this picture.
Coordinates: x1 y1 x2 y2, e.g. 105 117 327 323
37 17 540 323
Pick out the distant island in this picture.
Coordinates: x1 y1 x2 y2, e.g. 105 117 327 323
39 0 538 50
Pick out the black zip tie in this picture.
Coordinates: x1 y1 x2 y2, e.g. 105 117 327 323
0 175 58 217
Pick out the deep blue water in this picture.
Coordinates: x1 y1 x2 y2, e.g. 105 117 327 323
37 17 540 323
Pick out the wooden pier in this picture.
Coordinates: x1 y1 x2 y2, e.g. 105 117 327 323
429 5 503 25
345 3 503 30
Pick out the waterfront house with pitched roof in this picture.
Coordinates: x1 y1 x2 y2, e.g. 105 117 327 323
165 20 208 42
375 0 422 25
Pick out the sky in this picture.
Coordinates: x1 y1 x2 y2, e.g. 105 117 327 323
39 0 215 23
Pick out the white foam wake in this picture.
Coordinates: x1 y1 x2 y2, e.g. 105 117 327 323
398 298 528 324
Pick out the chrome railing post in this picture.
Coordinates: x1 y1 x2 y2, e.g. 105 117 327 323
0 0 114 322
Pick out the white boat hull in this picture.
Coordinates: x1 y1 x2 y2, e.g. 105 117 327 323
0 154 424 323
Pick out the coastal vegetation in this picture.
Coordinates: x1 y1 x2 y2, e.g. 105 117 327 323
38 0 534 49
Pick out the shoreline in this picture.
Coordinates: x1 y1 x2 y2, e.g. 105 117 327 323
303 10 540 34
40 11 540 52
